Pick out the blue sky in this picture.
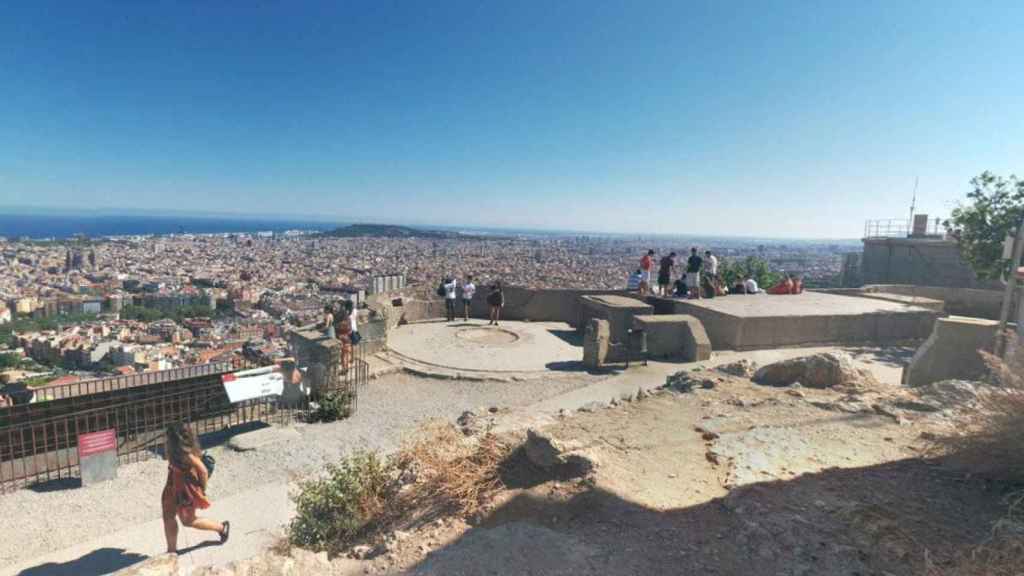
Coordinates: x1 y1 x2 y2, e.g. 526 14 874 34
1 1 1022 238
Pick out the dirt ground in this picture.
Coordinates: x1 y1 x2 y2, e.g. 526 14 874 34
353 369 1014 576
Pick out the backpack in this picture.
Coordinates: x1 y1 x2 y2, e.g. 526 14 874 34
436 283 446 297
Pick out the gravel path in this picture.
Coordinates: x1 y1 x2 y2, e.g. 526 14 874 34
0 372 595 569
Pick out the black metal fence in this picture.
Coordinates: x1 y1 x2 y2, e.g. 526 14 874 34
0 350 366 492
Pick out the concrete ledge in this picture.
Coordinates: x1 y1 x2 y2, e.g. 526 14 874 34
632 314 711 361
650 292 938 350
902 316 1000 387
578 295 654 344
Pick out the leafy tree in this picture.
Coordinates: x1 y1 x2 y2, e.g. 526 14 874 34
947 172 1024 280
719 256 782 290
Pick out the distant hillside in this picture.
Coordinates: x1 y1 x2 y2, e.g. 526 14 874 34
320 223 466 239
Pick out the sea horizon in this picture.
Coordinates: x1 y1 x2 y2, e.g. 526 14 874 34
0 209 861 245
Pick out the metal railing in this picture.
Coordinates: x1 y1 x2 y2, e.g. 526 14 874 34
0 349 366 492
864 218 944 239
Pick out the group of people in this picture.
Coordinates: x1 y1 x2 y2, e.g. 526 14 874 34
439 275 505 325
629 248 803 299
631 247 722 299
321 298 359 369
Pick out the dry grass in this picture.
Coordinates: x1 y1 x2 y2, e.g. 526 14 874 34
924 335 1024 574
924 493 1024 576
394 420 515 518
929 334 1024 482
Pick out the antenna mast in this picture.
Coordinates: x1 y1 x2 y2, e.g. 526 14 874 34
909 176 918 229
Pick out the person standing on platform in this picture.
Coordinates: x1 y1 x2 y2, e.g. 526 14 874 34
639 249 655 296
686 248 703 299
658 252 677 296
461 275 476 321
444 276 458 322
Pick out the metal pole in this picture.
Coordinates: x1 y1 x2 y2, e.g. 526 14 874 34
997 222 1024 355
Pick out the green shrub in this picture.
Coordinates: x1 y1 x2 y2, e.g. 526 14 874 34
311 389 355 423
288 451 395 551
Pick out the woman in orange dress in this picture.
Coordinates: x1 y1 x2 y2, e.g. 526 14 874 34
162 422 229 554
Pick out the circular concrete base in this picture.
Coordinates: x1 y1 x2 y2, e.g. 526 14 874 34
388 320 582 374
455 327 520 345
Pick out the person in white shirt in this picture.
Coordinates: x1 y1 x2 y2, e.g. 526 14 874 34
703 250 719 277
744 276 760 294
627 269 643 291
461 275 476 321
444 276 458 321
344 299 358 333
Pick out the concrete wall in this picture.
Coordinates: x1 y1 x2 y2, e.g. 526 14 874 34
861 238 1000 289
654 298 937 350
822 284 1015 320
902 316 1000 386
471 287 636 326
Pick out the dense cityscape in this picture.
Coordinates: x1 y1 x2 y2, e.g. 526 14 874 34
0 227 857 389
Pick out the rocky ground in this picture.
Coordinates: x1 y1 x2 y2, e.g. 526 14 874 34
265 353 1009 576
16 347 1015 576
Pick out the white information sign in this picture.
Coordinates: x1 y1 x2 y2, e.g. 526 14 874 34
222 366 284 403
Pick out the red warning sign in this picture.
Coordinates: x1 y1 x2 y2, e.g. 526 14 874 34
79 429 117 458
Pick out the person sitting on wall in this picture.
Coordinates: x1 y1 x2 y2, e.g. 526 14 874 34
743 275 761 294
627 269 644 292
767 275 795 295
673 276 688 297
731 277 748 295
792 276 804 294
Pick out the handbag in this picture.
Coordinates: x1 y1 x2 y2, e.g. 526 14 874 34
350 331 362 345
202 452 216 478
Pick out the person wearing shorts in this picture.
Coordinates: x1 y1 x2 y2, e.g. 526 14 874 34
461 275 476 321
639 249 655 295
657 252 676 296
686 247 703 299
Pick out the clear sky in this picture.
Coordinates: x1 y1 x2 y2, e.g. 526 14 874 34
1 1 1022 238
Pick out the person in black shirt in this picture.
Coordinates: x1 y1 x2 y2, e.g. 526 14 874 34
685 248 703 299
657 252 676 296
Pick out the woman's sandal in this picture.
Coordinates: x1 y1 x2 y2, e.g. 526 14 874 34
219 520 231 544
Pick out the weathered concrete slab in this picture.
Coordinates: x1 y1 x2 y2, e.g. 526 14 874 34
578 295 654 345
652 292 938 350
855 292 945 313
902 316 1000 387
632 314 711 361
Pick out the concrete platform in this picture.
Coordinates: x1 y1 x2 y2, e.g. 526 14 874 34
650 292 939 350
387 320 582 376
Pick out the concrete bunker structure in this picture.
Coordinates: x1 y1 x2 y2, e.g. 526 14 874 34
650 292 939 351
902 316 1000 387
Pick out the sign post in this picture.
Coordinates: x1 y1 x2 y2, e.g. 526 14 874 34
997 223 1024 356
78 429 118 486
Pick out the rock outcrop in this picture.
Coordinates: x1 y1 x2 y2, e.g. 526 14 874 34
753 352 877 389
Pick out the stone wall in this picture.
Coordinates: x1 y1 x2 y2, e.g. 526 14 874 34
287 329 341 399
861 238 1001 289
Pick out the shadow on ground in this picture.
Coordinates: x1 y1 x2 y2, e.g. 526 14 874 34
17 547 147 576
845 346 917 368
408 456 1011 576
546 329 583 347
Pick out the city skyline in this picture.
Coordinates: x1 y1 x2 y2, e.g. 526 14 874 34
2 1 1022 238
